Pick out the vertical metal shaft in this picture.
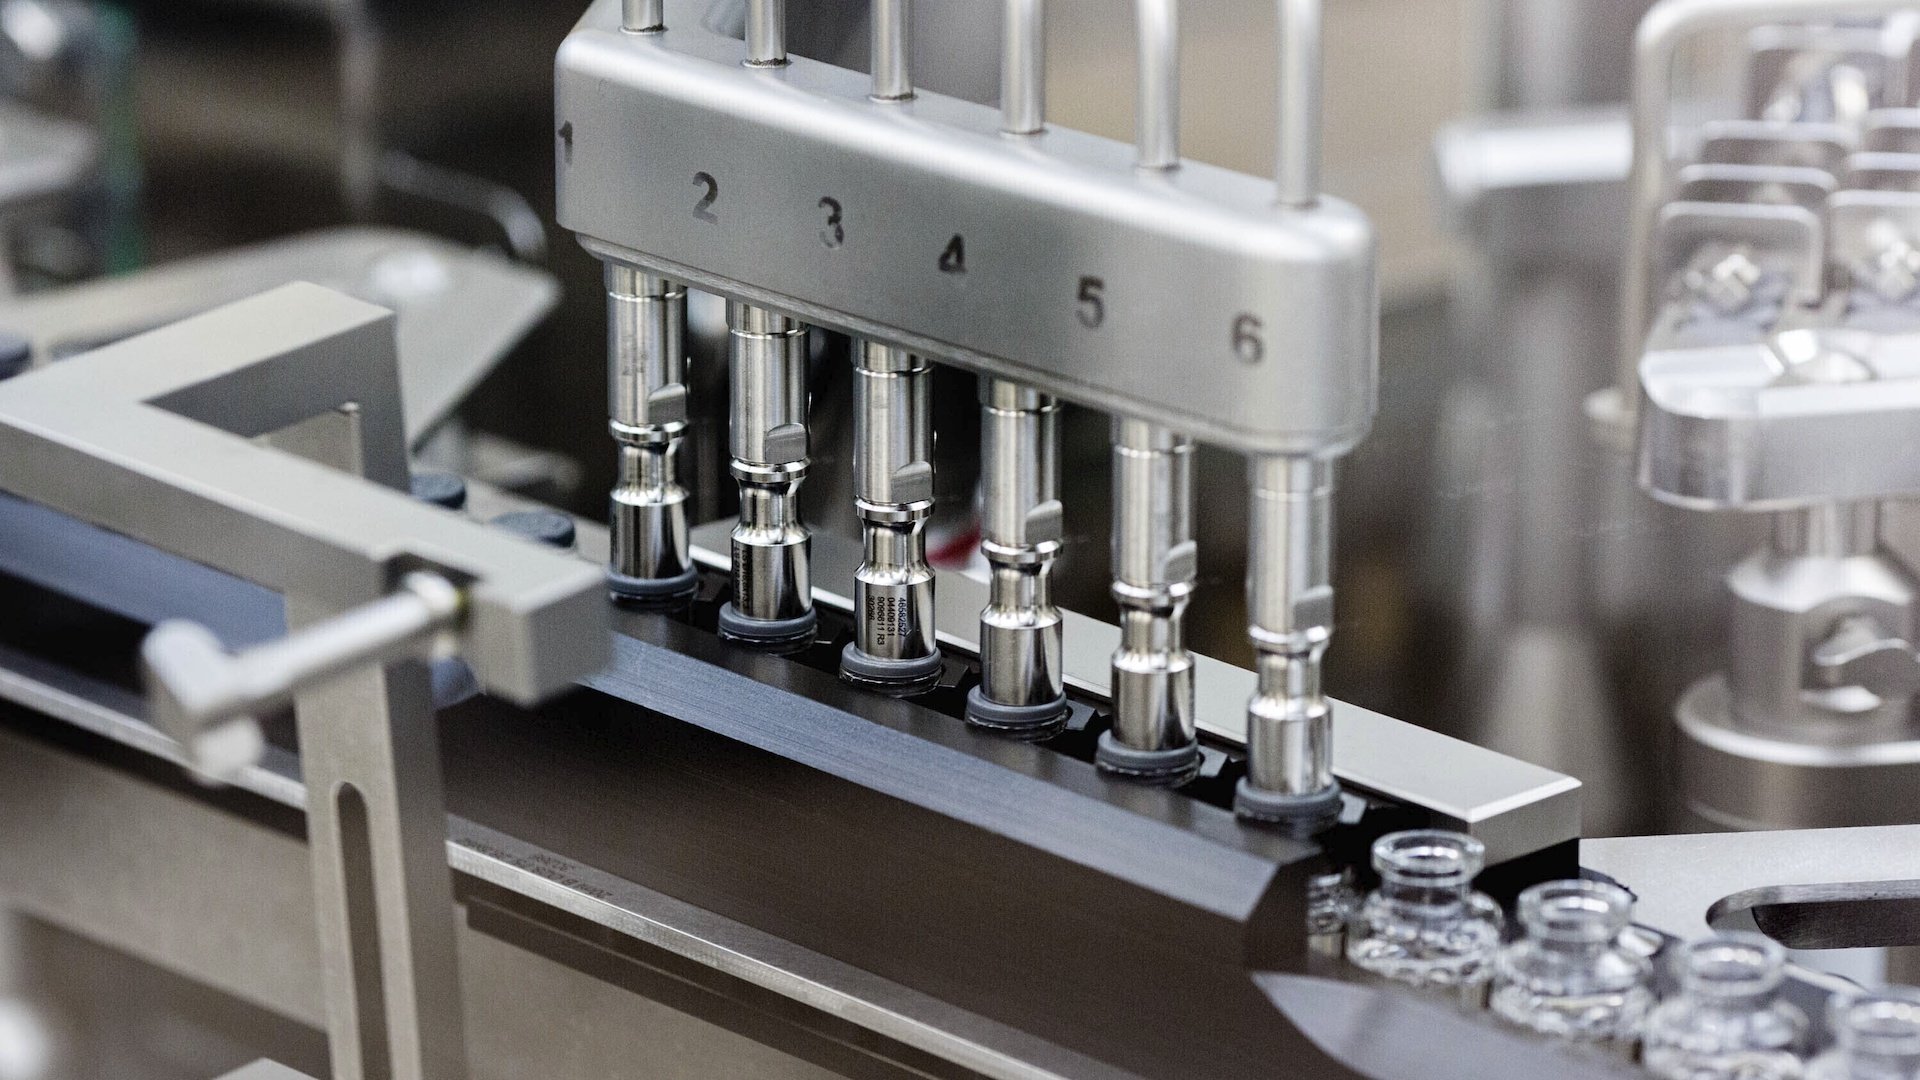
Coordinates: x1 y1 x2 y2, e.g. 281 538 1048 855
1236 456 1342 827
841 342 942 693
1097 419 1200 783
967 380 1067 733
1275 0 1321 208
1097 0 1194 779
746 0 787 66
871 0 914 100
623 0 664 32
718 302 816 645
969 8 1064 731
1001 0 1046 134
606 266 697 602
1134 0 1180 169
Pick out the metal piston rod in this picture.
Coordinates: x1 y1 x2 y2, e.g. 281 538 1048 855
1095 0 1202 785
1236 0 1345 829
967 0 1068 735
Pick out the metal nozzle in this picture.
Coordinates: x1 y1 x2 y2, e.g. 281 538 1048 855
841 341 940 692
720 302 815 644
1098 418 1199 783
967 379 1067 733
606 267 696 602
1236 454 1340 829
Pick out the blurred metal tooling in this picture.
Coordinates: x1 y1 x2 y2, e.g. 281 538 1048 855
0 103 94 213
0 228 559 444
1621 1 1920 830
556 0 1376 457
0 284 608 1080
1583 824 1920 949
1429 0 1653 837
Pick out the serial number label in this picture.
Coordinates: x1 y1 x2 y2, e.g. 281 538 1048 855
864 593 913 649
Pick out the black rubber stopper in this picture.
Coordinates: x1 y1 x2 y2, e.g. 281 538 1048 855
964 688 1070 738
1234 780 1345 834
1095 731 1201 786
839 643 944 696
0 332 32 381
491 510 577 549
715 603 817 646
409 472 468 510
608 565 701 604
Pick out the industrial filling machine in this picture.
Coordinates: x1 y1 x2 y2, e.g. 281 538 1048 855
0 1 1918 1078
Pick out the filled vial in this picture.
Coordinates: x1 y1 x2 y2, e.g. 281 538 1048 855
1807 988 1920 1080
1346 830 1503 999
1643 933 1808 1080
1489 879 1653 1047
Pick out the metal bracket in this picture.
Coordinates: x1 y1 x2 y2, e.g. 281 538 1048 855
0 283 608 1080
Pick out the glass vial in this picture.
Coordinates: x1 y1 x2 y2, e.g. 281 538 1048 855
1346 830 1503 999
1807 988 1920 1080
1307 868 1360 958
1489 879 1653 1046
1643 933 1808 1080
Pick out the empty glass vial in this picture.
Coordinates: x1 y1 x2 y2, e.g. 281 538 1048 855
1806 988 1920 1080
1346 830 1503 998
1306 868 1360 958
1489 879 1653 1046
1643 934 1808 1080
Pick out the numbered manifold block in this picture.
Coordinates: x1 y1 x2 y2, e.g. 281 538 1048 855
557 0 1378 457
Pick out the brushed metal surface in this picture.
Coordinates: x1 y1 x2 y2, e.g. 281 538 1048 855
557 0 1376 456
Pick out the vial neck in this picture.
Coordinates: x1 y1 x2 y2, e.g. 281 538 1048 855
1380 876 1470 917
1531 933 1611 959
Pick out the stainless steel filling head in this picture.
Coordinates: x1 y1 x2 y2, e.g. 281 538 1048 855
605 266 695 599
1103 418 1198 765
724 302 814 635
970 379 1066 724
842 341 939 685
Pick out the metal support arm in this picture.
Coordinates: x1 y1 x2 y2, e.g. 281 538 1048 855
0 284 608 1080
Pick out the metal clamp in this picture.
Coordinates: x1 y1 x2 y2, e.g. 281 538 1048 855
144 571 466 780
1807 613 1920 696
